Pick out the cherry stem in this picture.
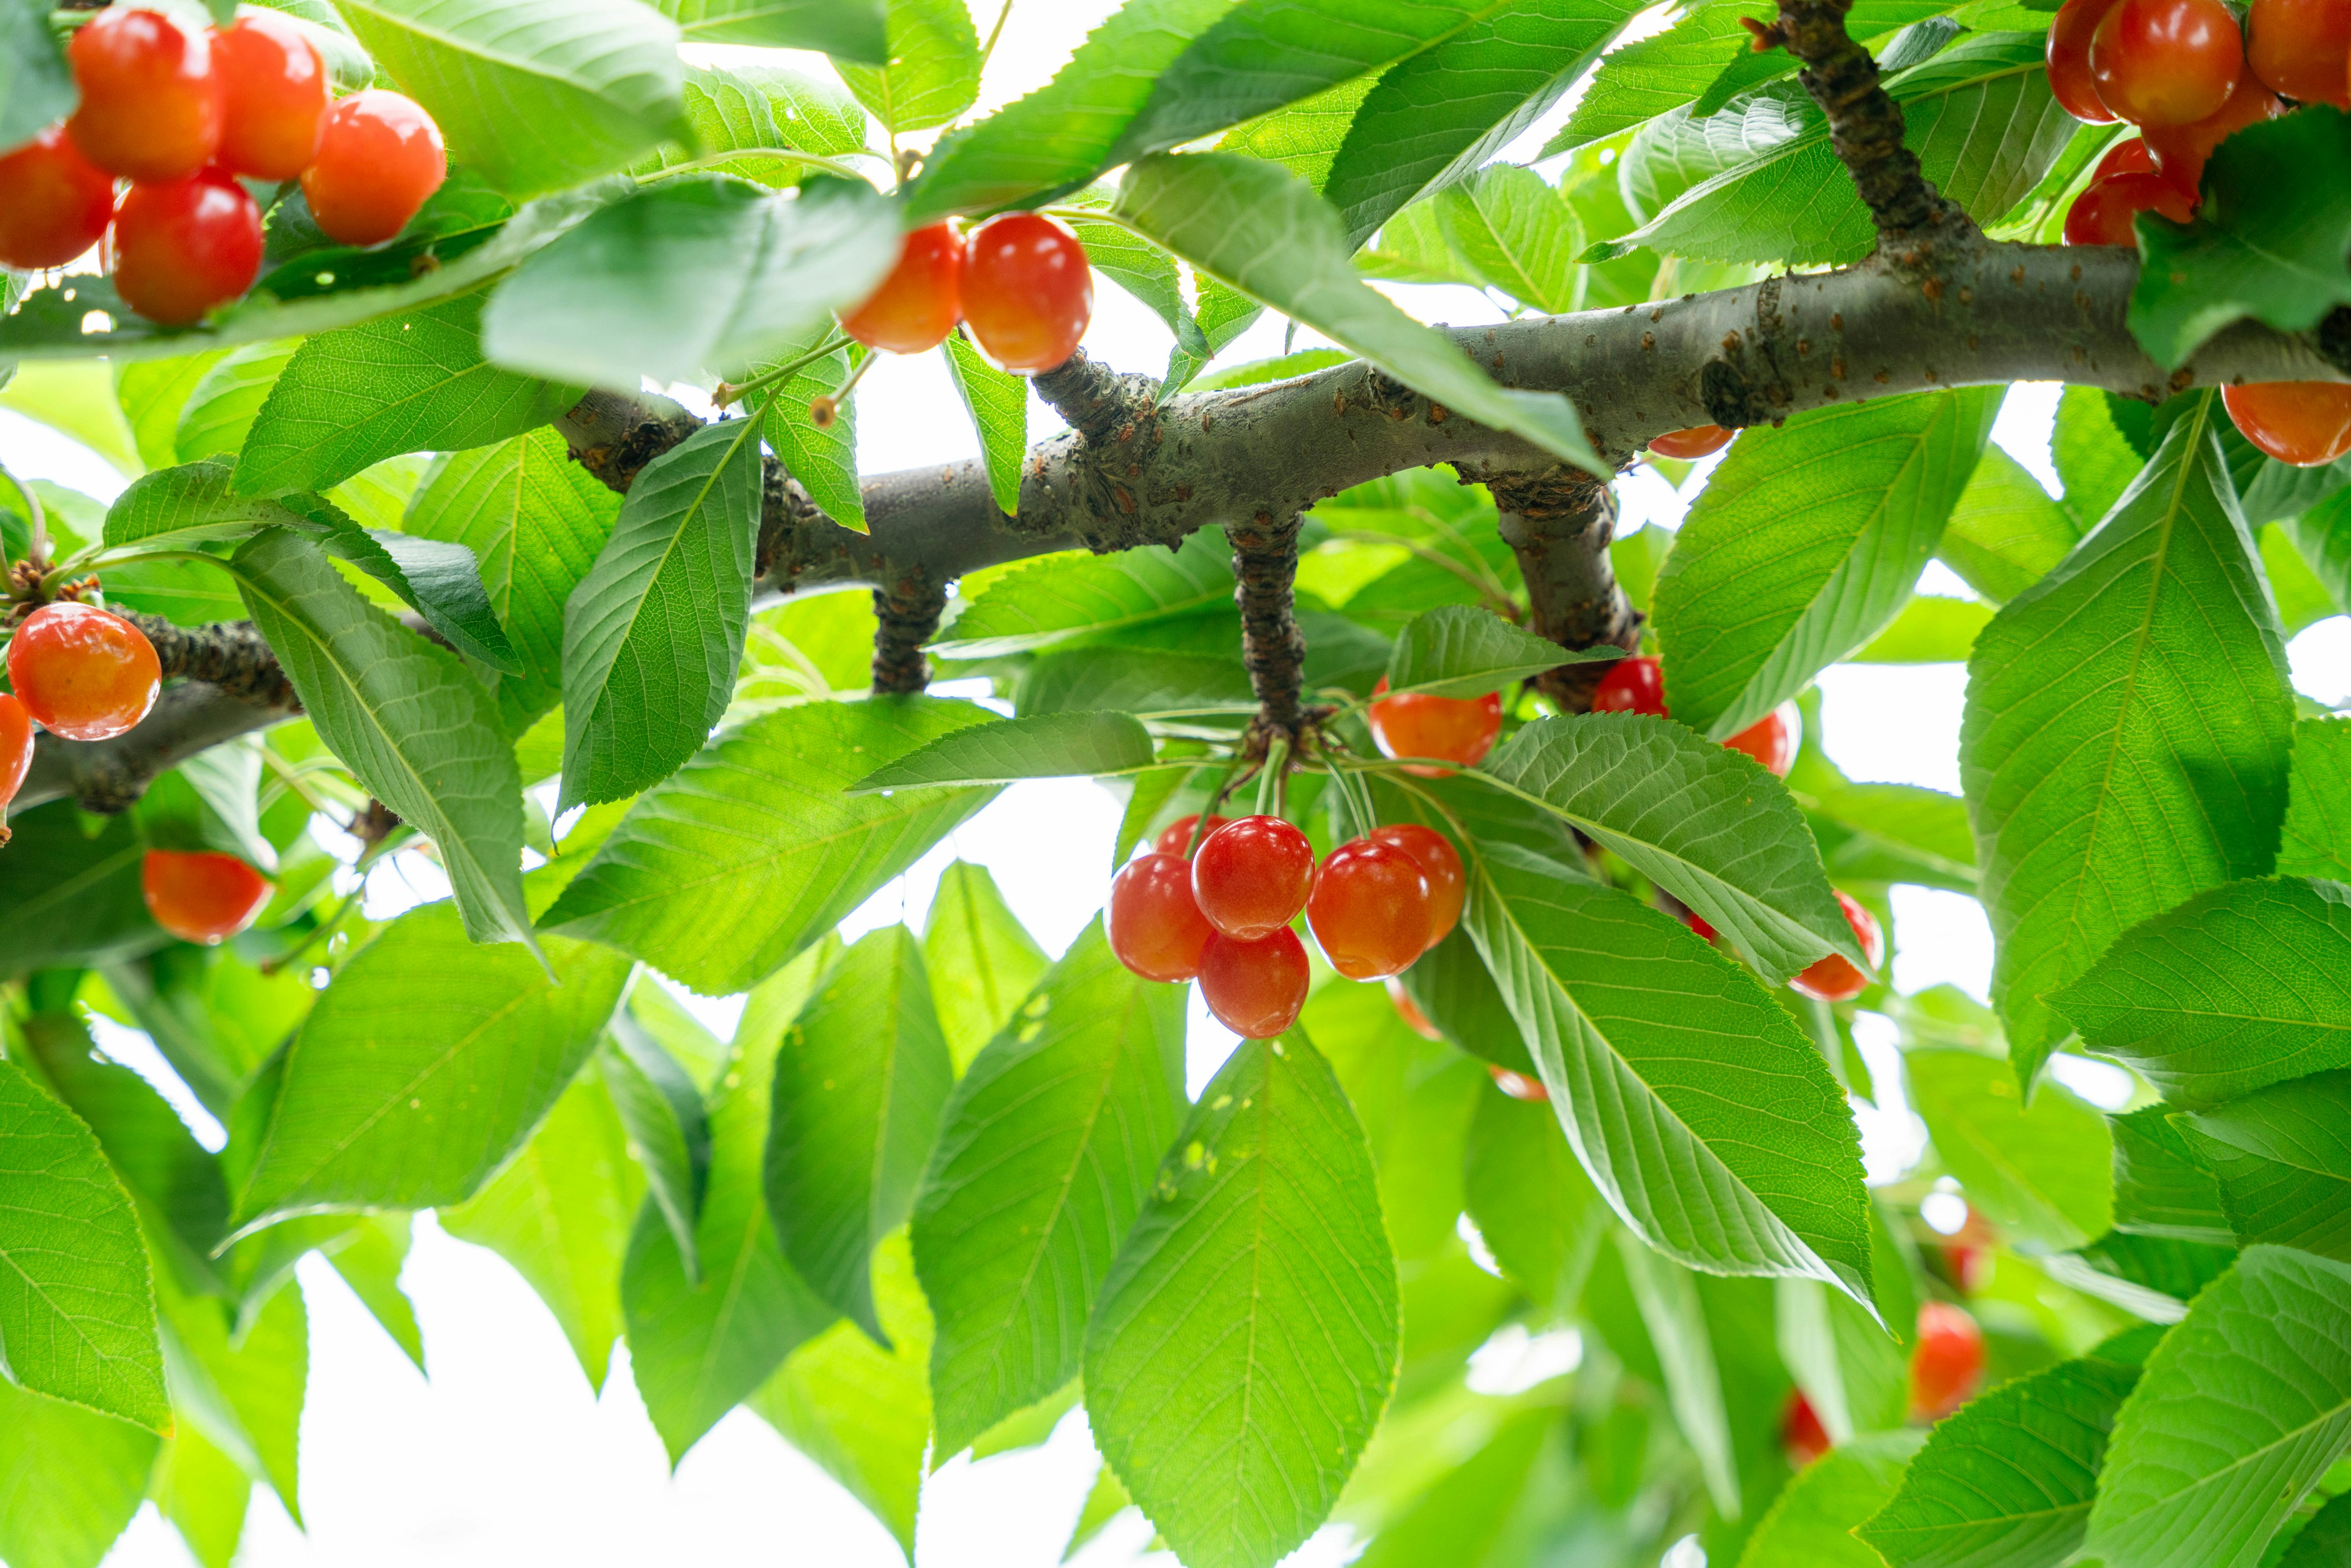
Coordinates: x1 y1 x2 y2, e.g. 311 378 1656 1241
980 0 1015 63
1254 735 1290 817
811 347 877 427
715 330 853 410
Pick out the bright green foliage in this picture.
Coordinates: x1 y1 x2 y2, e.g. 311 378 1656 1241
0 807 154 975
0 1376 160 1568
155 1272 306 1521
1741 1429 1925 1568
601 1017 711 1281
2185 1071 2351 1264
1385 604 1616 699
942 328 1027 519
837 0 980 133
1461 1090 1606 1310
176 344 298 463
1619 1238 1740 1512
2280 719 2351 880
853 712 1158 790
1776 1271 1907 1442
921 861 1050 1074
931 533 1235 658
2109 1105 2233 1245
1937 445 2083 604
759 335 867 531
653 0 888 58
149 1428 250 1568
1906 1048 2113 1250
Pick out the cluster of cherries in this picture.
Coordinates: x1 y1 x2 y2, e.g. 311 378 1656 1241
0 600 271 942
839 212 1095 372
1780 1300 1986 1463
2048 0 2351 466
0 7 446 324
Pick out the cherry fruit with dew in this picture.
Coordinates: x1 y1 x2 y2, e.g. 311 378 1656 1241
143 850 274 945
112 173 265 326
301 90 446 247
1488 1065 1548 1101
2063 171 2197 246
67 7 222 182
2248 0 2351 106
2048 0 2126 121
1198 928 1310 1039
0 127 115 271
1368 677 1503 776
1154 812 1230 859
213 12 329 181
841 223 966 355
1368 823 1465 947
2142 64 2282 190
2090 0 2244 127
1910 1302 1985 1421
1780 1390 1832 1467
1107 853 1215 983
1790 890 1885 1003
1385 978 1443 1040
1591 655 1668 717
7 603 162 741
1192 815 1316 940
1648 424 1734 460
962 213 1093 372
2224 383 2351 467
1307 838 1433 980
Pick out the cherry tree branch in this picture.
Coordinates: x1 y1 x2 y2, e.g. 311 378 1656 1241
1489 469 1644 711
1228 509 1308 744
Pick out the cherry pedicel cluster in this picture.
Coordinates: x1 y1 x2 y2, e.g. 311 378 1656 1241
0 8 446 325
839 212 1094 372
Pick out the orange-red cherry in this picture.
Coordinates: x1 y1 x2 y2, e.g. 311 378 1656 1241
0 694 32 826
1368 677 1503 776
2049 0 2128 120
2063 171 2197 245
2224 383 2351 466
1781 1389 1832 1466
1790 890 1884 1003
1107 852 1215 982
1488 1065 1548 1101
301 90 446 247
1307 838 1433 980
1590 655 1668 717
842 222 964 354
1367 823 1464 948
962 212 1093 373
0 126 115 270
2090 137 2158 182
1909 1302 1985 1420
2143 65 2283 192
112 173 264 325
1198 928 1310 1038
66 7 222 181
1155 812 1231 860
1192 815 1315 940
214 12 329 180
1725 702 1799 777
7 602 161 741
2090 0 2244 127
1385 977 1443 1040
142 850 274 944
2248 0 2351 105
1648 424 1734 460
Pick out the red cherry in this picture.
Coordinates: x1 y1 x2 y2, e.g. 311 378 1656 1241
1368 677 1502 776
1781 1389 1832 1466
0 694 32 824
1725 702 1799 777
2224 383 2351 466
961 212 1093 373
1306 838 1433 980
142 849 274 944
66 7 222 181
1909 1302 1984 1421
2248 0 2351 105
1488 1065 1548 1101
1154 813 1231 860
2090 0 2244 127
7 602 161 741
2049 0 2128 121
1198 928 1310 1038
213 12 329 181
2091 137 2158 182
1648 424 1734 460
2062 170 2199 245
2142 64 2284 191
301 90 446 247
1107 852 1215 982
1663 893 1719 942
1367 823 1465 948
111 173 264 326
1192 816 1315 941
1385 977 1443 1040
841 222 964 354
1589 655 1668 717
0 126 115 270
1790 890 1884 1003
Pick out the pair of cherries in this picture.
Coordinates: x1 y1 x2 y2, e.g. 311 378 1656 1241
840 213 1095 373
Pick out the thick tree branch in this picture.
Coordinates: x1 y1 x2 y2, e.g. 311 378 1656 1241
871 574 947 694
1228 511 1308 744
1489 470 1643 710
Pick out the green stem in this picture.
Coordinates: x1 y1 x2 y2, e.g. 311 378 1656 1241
980 0 1014 62
714 329 853 409
1254 735 1290 817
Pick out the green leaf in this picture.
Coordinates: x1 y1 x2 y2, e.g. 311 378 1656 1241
1084 1031 1399 1568
631 63 844 187
930 531 1234 658
1385 603 1611 700
233 294 577 498
601 1015 712 1285
765 927 950 1342
1062 198 1210 359
2185 1069 2351 1264
1776 1214 1916 1441
2129 108 2351 370
324 1216 424 1372
231 528 538 949
176 342 299 463
540 698 999 994
1742 1429 1926 1568
1475 714 1862 983
231 899 629 1230
1183 348 1352 392
1905 1047 2114 1251
2279 1490 2351 1568
2109 1104 2232 1245
920 860 1049 1074
0 806 155 975
651 0 886 58
1963 397 2295 1082
850 711 1158 792
154 1270 305 1522
1657 389 1998 738
1015 647 1254 723
135 742 276 876
150 1428 250 1568
1620 1236 1741 1514
836 0 979 133
482 176 899 389
2051 877 2351 1106
1851 595 1996 662
0 1378 160 1568
2281 718 2351 882
1937 445 2083 606
1113 152 1602 474
1425 165 1583 313
1461 1089 1606 1309
2290 486 2351 618
913 920 1186 1452
116 352 230 470
332 0 690 198
557 416 766 811
0 0 74 149
758 336 866 533
1460 849 1876 1309
942 328 1026 519
290 501 522 673
2086 1246 2351 1568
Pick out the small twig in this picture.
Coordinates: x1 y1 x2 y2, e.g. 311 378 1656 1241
714 330 852 410
980 0 1014 62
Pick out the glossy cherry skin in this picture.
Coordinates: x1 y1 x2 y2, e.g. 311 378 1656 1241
1107 852 1216 982
1648 424 1734 460
2224 383 2351 466
1488 1065 1548 1101
2090 0 2244 127
1198 928 1310 1038
0 126 115 270
2063 170 2198 245
2248 0 2351 106
1910 1302 1985 1421
112 173 264 326
962 212 1093 373
2048 0 2128 121
1364 823 1464 948
1781 1389 1832 1466
1385 977 1443 1040
7 602 161 741
1155 812 1231 860
1790 890 1885 1003
1368 677 1503 776
143 850 274 944
301 90 446 247
1725 702 1799 778
214 12 329 180
1192 815 1316 940
2143 65 2283 192
0 694 32 817
67 7 222 181
1590 655 1668 717
1307 838 1433 980
2090 137 2158 182
842 222 965 354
